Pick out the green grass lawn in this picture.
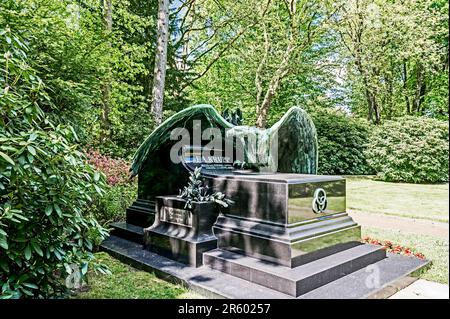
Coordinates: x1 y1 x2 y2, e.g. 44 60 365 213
346 176 449 223
362 226 449 284
75 252 202 299
349 177 449 284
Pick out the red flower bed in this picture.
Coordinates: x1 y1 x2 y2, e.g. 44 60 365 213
86 150 131 186
362 236 425 260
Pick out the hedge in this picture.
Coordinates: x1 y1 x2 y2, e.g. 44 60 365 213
310 109 373 175
366 116 449 183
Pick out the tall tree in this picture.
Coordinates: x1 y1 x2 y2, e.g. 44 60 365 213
101 0 113 140
336 0 448 123
254 0 329 127
182 0 332 128
151 0 170 125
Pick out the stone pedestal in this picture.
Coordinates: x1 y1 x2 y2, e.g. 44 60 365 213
143 196 219 267
200 173 387 296
208 174 363 268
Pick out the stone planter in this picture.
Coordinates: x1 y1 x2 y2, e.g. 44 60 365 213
143 196 219 267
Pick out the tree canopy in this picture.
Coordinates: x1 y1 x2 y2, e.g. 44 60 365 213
2 0 447 159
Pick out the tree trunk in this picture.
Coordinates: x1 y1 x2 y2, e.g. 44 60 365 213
365 88 380 124
403 62 411 114
373 95 380 124
151 0 170 126
412 63 426 114
383 67 393 120
255 0 296 128
101 0 112 141
365 88 373 122
255 48 291 129
256 84 276 128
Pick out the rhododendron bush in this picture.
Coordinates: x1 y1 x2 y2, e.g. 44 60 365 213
85 150 136 226
86 150 131 186
0 32 109 298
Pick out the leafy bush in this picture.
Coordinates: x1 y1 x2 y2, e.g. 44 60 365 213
90 183 137 226
0 30 108 298
366 116 449 183
86 150 131 186
86 150 136 225
310 109 373 175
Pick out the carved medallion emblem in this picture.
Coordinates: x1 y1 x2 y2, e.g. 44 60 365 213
312 188 327 214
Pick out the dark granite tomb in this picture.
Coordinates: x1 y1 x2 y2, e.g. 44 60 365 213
106 105 398 297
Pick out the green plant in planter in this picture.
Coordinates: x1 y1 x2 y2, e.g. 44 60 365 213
178 167 233 209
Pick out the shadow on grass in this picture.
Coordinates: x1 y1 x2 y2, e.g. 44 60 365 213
73 252 201 299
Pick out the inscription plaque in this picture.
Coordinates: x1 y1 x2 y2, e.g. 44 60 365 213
181 146 234 176
160 206 193 227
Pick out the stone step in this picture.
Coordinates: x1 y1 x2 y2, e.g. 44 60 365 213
126 205 155 228
100 235 290 299
99 235 429 299
203 245 387 297
110 222 144 244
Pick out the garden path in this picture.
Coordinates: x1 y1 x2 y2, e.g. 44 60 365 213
349 211 449 240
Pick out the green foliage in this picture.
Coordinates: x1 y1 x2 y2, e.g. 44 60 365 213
366 116 449 183
0 30 109 298
85 150 136 226
1 0 109 131
178 167 233 209
90 0 190 158
337 0 448 123
310 109 373 175
0 0 191 159
91 183 137 226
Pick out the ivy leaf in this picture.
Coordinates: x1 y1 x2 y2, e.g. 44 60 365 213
23 283 38 290
94 184 102 195
0 259 9 272
29 132 37 141
81 263 88 275
31 242 43 257
0 237 8 250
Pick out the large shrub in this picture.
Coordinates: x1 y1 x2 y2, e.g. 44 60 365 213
366 116 449 183
0 30 108 298
86 151 137 226
310 109 373 175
